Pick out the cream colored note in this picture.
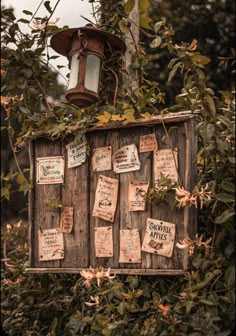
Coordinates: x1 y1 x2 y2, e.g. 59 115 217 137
153 148 178 187
119 229 141 263
38 228 64 261
112 144 140 173
141 218 176 258
66 139 87 168
139 133 158 152
36 156 64 184
59 207 73 233
94 226 113 257
92 175 118 222
92 146 112 172
128 180 149 211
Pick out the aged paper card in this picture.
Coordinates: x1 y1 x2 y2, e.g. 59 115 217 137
38 228 64 261
59 207 73 233
112 144 140 173
66 139 87 168
119 229 141 263
128 180 149 211
139 133 158 152
153 148 178 187
36 156 64 184
141 218 176 258
94 226 113 257
92 146 112 172
92 175 118 222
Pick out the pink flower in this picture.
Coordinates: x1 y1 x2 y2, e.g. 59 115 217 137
85 295 100 307
32 17 60 30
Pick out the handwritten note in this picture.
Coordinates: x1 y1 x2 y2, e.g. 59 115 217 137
36 156 64 184
119 229 141 263
94 226 113 257
59 207 73 233
139 133 158 152
92 146 112 172
66 139 87 168
128 180 149 211
92 175 118 222
112 144 140 173
141 218 176 257
38 228 64 261
153 148 178 187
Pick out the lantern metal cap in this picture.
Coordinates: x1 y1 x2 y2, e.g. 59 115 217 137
50 24 126 57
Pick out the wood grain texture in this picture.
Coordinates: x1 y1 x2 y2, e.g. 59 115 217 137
33 139 62 268
29 115 197 274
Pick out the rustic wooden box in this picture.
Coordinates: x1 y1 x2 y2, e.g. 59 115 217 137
26 112 197 275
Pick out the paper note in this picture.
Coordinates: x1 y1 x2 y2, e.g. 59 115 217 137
94 226 113 257
59 207 73 233
139 133 158 152
153 148 178 187
141 218 176 258
66 139 87 168
113 144 140 173
36 156 64 184
92 175 118 222
128 180 149 211
119 229 141 263
38 228 64 261
92 146 112 172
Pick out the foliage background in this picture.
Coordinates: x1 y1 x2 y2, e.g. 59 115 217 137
1 0 235 335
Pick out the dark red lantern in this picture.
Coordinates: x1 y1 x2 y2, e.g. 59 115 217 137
50 24 125 108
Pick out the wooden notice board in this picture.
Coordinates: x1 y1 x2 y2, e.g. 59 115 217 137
26 112 197 275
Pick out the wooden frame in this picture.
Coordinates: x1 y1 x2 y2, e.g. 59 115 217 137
26 112 197 275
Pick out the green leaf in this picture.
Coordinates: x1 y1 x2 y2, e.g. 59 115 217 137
17 18 30 24
117 301 126 315
215 193 235 203
199 299 215 306
215 209 235 224
124 0 135 15
225 265 235 287
191 54 211 65
1 187 11 200
139 15 152 29
16 174 25 185
118 19 129 34
154 21 163 33
22 10 33 16
220 179 235 193
186 300 193 313
150 37 162 49
205 94 216 116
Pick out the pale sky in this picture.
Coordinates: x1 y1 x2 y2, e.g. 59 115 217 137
2 0 94 84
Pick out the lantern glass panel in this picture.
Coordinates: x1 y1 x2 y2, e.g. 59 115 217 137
84 55 101 93
67 53 80 90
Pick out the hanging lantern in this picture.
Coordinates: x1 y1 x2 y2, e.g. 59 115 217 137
50 24 126 108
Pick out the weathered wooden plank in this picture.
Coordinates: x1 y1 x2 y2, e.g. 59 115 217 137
27 111 196 141
60 137 89 268
118 127 152 269
151 123 186 270
33 139 62 268
28 142 34 267
25 267 186 275
88 130 120 268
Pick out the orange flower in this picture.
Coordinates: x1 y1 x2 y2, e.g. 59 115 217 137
159 303 171 316
174 39 198 55
121 289 143 299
